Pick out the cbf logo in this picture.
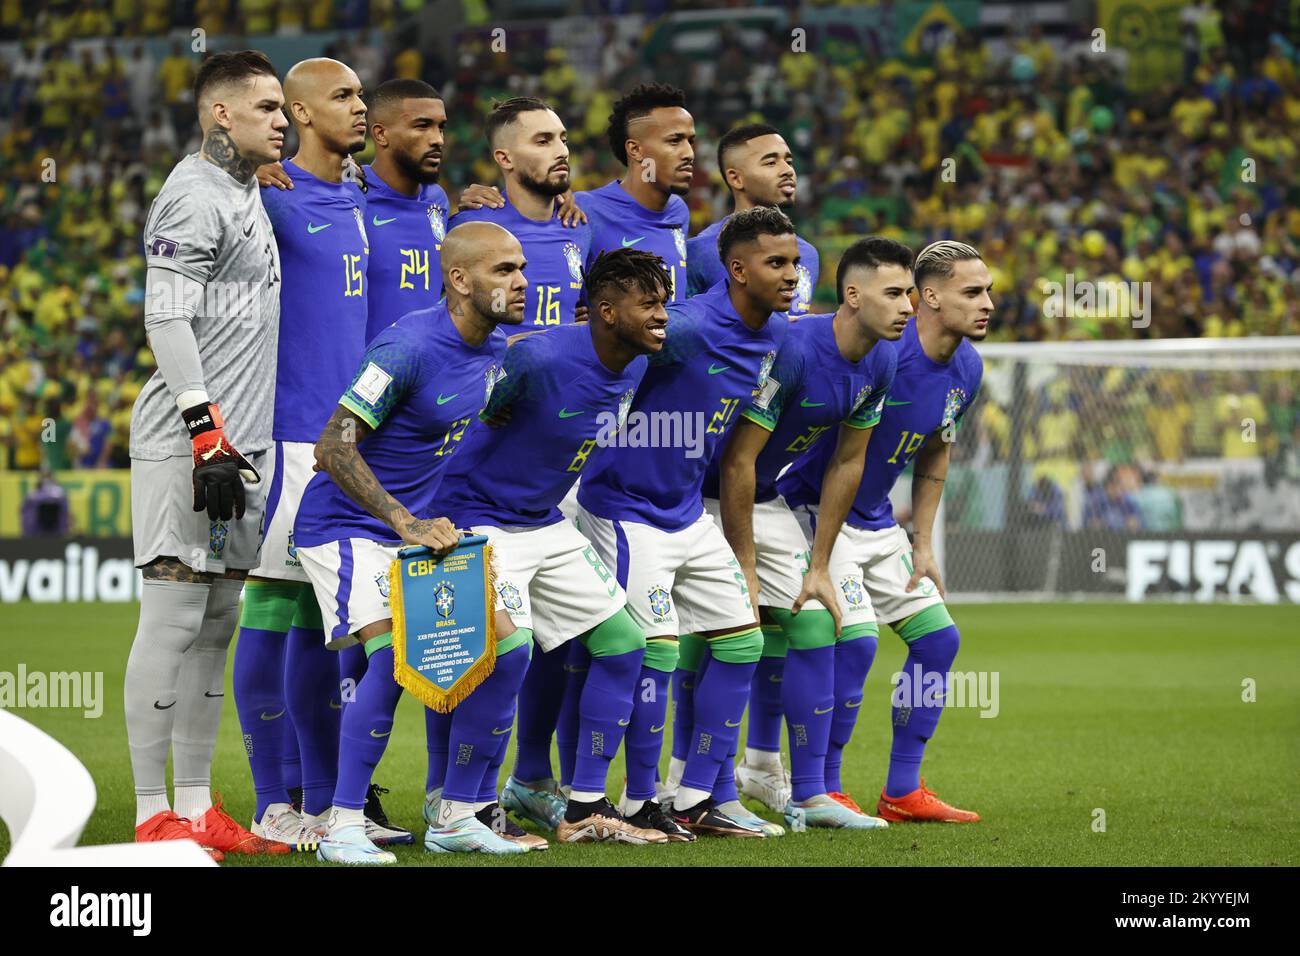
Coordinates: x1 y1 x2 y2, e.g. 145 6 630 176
428 205 446 245
941 387 967 429
851 383 872 415
434 581 456 619
286 530 298 561
208 520 228 559
616 388 635 432
672 227 686 264
793 264 812 313
352 207 370 254
648 586 673 623
756 350 776 391
484 364 506 405
563 241 584 287
840 576 865 607
375 570 391 599
497 581 523 612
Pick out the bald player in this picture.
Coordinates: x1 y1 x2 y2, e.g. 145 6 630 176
294 221 524 863
231 56 392 850
127 51 286 858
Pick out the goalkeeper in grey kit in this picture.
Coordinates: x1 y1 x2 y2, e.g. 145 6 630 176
123 51 291 857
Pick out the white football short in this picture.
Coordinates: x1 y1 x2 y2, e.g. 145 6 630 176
131 452 268 574
701 495 825 614
791 504 943 628
297 536 402 649
473 518 625 652
573 504 756 638
248 440 315 582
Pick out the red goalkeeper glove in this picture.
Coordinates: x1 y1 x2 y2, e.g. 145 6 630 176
182 401 261 521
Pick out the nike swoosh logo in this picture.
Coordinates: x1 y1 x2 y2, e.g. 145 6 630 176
621 236 645 247
369 729 392 738
436 393 459 405
845 699 863 709
329 701 343 709
200 438 226 462
204 691 224 698
372 216 397 226
884 398 912 407
768 674 783 683
617 718 630 727
563 665 588 673
558 408 584 419
307 222 332 234
153 700 175 710
724 719 742 728
800 399 826 408
260 709 285 720
649 723 665 734
681 681 694 690
491 727 512 736
243 221 254 238
813 705 834 715
707 364 730 375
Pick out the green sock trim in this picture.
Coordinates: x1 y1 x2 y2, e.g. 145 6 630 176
891 603 955 644
579 608 647 657
708 626 764 664
768 607 835 651
238 580 306 631
758 623 789 657
292 585 324 630
496 627 533 658
838 621 880 644
364 632 393 656
676 632 705 672
642 637 679 673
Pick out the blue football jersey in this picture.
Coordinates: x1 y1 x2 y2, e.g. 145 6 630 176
262 159 369 442
777 317 982 530
577 282 788 532
687 215 821 315
702 313 896 502
449 198 591 328
577 180 689 303
438 325 647 528
294 303 505 547
362 165 449 343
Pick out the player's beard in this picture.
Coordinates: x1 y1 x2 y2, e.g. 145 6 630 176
518 167 570 198
396 146 441 184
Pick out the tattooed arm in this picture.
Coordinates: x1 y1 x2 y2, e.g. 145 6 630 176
200 128 255 183
314 406 460 554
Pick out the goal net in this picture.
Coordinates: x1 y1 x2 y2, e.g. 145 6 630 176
930 338 1300 603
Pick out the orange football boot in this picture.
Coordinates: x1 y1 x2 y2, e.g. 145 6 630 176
135 810 224 862
876 778 980 823
191 796 291 854
828 791 866 814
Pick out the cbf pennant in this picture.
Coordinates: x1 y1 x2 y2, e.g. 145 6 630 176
389 535 496 712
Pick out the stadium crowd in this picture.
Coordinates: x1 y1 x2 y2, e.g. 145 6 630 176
2 2 1299 475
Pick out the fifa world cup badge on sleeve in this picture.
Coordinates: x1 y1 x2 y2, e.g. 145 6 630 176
389 535 498 712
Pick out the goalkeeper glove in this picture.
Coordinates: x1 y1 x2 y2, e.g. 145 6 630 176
182 401 261 521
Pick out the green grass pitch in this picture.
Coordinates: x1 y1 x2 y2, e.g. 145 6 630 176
2 601 1297 866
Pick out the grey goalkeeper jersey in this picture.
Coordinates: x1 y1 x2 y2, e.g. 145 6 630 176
130 153 281 460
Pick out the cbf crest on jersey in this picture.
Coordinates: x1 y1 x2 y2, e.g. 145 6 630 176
851 383 873 414
616 387 635 432
793 264 813 312
563 241 584 288
756 350 777 391
352 207 370 254
390 536 498 712
672 227 687 264
942 387 967 429
428 205 446 245
484 364 506 405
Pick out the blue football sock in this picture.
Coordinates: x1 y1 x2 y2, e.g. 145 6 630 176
333 643 402 810
337 644 366 704
680 631 761 796
669 668 696 763
572 648 643 795
747 654 786 753
826 632 877 794
886 625 960 797
624 637 676 802
425 709 451 793
281 713 302 796
784 644 835 802
512 641 567 783
284 624 338 816
694 649 739 804
555 641 590 788
233 626 291 819
443 641 532 804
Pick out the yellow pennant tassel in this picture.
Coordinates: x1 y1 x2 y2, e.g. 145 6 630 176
390 543 498 713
